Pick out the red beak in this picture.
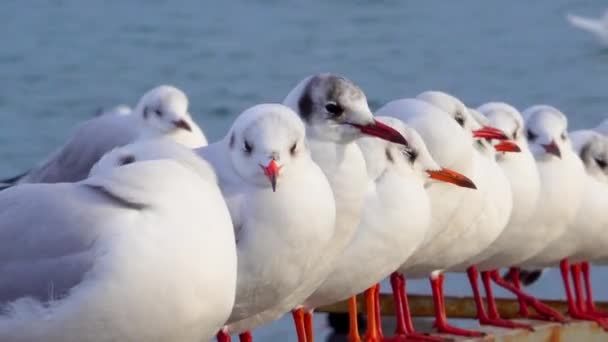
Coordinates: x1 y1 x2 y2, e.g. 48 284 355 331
426 168 477 189
350 119 409 146
472 126 508 140
173 119 192 132
542 140 561 159
494 141 521 153
260 160 281 192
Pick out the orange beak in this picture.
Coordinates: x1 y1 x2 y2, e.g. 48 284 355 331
494 141 521 153
473 126 508 140
260 160 281 192
542 140 561 159
351 119 409 146
426 168 477 189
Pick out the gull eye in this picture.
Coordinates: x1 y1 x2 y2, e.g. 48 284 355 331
290 142 298 156
561 132 567 140
118 155 136 166
526 129 537 141
595 157 607 169
402 148 418 163
324 102 343 117
154 109 162 117
513 130 518 140
454 112 465 127
243 140 253 154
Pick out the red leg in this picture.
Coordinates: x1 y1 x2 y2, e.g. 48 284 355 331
384 274 444 342
509 268 531 317
489 270 567 322
430 273 486 337
480 270 534 330
581 261 608 317
570 263 586 312
217 330 231 342
238 331 252 342
292 308 308 342
560 259 608 330
304 310 314 342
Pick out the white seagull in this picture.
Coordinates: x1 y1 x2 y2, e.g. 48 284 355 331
512 105 587 323
302 117 475 342
198 104 336 342
376 97 504 338
0 139 237 342
0 85 207 187
226 74 410 342
566 10 608 45
521 130 608 324
468 103 564 323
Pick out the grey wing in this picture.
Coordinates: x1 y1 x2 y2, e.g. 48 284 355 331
0 184 118 305
19 115 138 184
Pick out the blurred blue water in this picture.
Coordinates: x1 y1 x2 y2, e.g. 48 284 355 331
1 0 608 340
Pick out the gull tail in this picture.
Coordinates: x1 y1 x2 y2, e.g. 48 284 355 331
502 268 544 286
0 171 28 190
566 14 608 41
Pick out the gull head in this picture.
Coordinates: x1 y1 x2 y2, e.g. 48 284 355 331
90 139 216 183
571 131 608 183
523 105 571 160
226 103 309 192
134 85 195 135
416 91 508 142
358 116 476 189
283 73 408 146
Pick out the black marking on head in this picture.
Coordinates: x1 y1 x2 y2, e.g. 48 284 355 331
143 106 149 119
502 268 543 286
385 148 394 163
86 185 147 210
454 110 465 127
243 140 253 155
580 141 592 166
118 155 136 166
290 142 298 156
229 133 236 149
406 148 418 164
297 74 364 123
297 78 317 123
526 129 537 141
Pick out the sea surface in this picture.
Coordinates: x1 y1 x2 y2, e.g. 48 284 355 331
1 1 608 340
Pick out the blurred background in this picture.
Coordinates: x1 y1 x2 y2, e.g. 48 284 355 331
1 0 608 340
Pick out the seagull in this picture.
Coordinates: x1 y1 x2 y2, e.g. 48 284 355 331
562 131 608 319
198 103 336 342
566 10 608 45
518 130 608 323
511 105 588 323
226 73 410 342
298 116 475 342
468 103 564 323
376 97 510 338
0 85 207 187
412 92 525 335
0 139 237 342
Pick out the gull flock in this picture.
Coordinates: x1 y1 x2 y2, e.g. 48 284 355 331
0 75 607 342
